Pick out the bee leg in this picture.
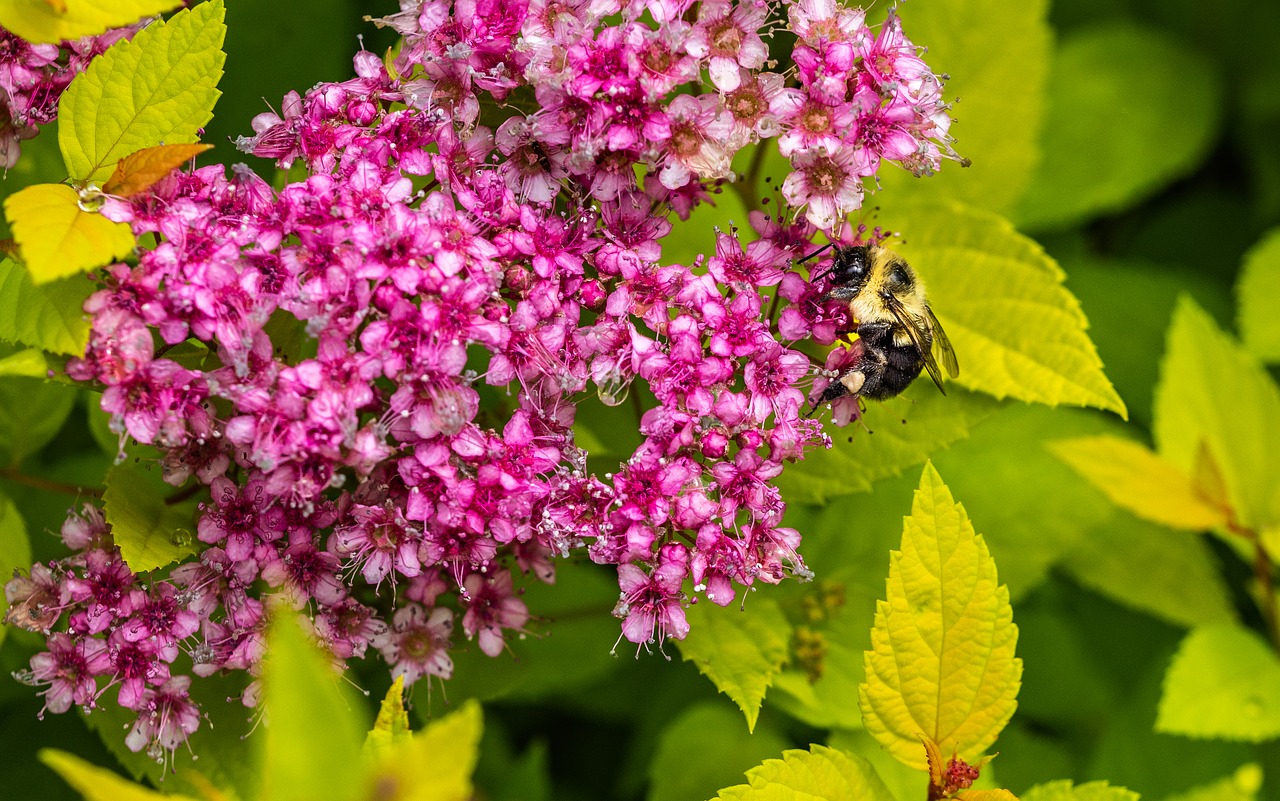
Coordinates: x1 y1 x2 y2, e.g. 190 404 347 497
855 321 894 342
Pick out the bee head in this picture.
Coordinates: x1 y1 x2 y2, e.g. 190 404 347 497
820 245 870 300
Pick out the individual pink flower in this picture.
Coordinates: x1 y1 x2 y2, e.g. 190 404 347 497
782 147 865 229
686 0 769 92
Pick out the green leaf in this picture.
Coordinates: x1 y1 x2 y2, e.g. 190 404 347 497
1061 512 1236 629
38 749 199 801
261 607 366 801
859 463 1021 770
0 371 75 465
931 405 1117 602
1237 227 1280 362
1163 765 1263 801
368 700 483 801
713 745 896 801
1020 780 1139 801
769 486 916 730
0 258 94 356
102 461 195 572
0 492 31 648
1063 256 1235 427
893 200 1126 416
1013 23 1221 231
0 348 48 378
365 675 412 756
875 0 1051 215
1157 624 1280 742
58 0 226 184
647 702 789 801
1153 296 1280 530
678 597 791 732
1050 435 1227 531
0 0 181 44
774 384 1001 504
4 183 135 284
431 560 620 703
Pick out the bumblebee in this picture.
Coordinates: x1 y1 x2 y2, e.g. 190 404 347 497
812 243 959 407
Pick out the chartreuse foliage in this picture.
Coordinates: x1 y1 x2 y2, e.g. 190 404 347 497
3 183 134 284
678 597 791 732
1049 435 1227 532
0 492 31 649
3 0 225 284
102 462 197 573
1157 625 1280 742
1237 227 1280 362
57 1 225 184
892 201 1126 417
713 745 896 801
0 258 93 356
859 463 1021 770
43 610 483 801
0 0 180 44
1020 781 1137 801
874 0 1051 216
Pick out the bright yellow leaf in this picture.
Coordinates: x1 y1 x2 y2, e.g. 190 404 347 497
366 700 482 801
103 143 213 197
713 745 896 801
0 0 180 44
859 463 1022 770
4 183 134 284
1050 435 1228 531
364 675 412 756
39 749 200 801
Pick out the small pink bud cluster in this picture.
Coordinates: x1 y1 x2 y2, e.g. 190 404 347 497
6 0 962 760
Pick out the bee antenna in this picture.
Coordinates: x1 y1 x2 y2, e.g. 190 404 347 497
796 242 833 264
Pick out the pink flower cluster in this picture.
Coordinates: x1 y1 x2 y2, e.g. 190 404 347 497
0 24 141 168
5 0 962 761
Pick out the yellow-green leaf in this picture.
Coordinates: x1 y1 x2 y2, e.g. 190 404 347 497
893 200 1126 416
1237 227 1280 362
1021 780 1138 801
1153 296 1280 530
957 791 1021 801
0 258 92 355
0 0 180 44
58 0 226 183
367 700 483 801
1061 512 1236 629
713 745 896 801
103 461 195 572
774 385 1002 504
365 675 412 756
103 143 212 197
0 347 48 377
1050 435 1227 531
261 608 366 801
4 183 134 284
0 492 31 649
648 703 790 801
678 597 791 733
1157 624 1280 742
859 462 1021 770
1163 764 1263 801
875 0 1051 215
39 749 200 801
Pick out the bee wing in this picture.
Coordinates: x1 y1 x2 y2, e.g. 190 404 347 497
925 304 960 379
883 295 954 395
